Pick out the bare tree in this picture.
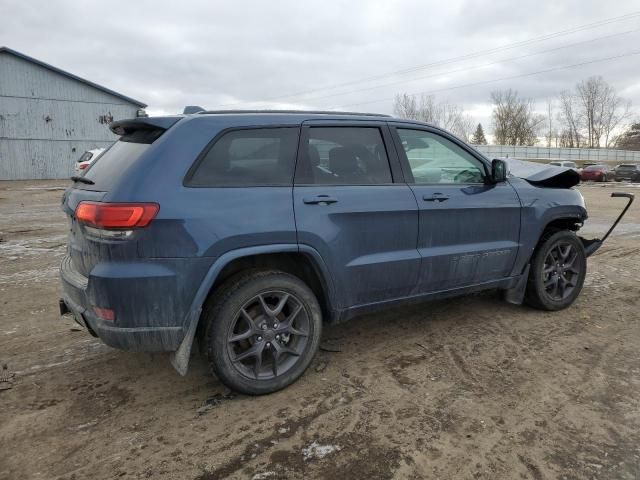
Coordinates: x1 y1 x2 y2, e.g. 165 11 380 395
572 76 632 148
545 98 558 147
602 95 631 148
557 90 582 147
393 93 419 120
393 93 474 141
490 89 543 146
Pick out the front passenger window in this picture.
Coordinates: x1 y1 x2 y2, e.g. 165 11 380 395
397 129 486 184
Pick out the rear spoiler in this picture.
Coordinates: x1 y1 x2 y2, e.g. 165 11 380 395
109 116 182 136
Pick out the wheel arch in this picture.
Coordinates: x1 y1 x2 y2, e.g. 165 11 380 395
530 215 585 262
169 244 337 376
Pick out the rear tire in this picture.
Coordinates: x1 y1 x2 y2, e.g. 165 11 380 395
525 230 586 311
204 271 322 395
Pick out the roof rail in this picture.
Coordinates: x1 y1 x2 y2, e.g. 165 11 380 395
198 109 392 117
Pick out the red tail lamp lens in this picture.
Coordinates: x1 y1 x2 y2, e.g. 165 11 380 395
75 202 159 228
93 306 115 322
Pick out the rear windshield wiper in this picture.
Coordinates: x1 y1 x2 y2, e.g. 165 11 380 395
70 176 95 185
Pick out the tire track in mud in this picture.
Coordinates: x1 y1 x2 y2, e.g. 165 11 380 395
444 345 480 388
195 380 369 480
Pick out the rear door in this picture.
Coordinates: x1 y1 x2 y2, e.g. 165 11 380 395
390 125 521 293
293 121 420 308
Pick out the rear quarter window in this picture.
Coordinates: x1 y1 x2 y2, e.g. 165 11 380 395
186 127 299 187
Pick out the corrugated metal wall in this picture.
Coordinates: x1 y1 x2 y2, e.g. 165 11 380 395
475 145 640 163
0 52 141 180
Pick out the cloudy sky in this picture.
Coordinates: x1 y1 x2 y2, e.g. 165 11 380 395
2 0 639 132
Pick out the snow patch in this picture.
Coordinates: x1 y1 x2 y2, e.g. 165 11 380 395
302 441 341 461
251 472 276 480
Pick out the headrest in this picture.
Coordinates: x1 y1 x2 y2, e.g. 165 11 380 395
329 147 359 175
308 144 321 167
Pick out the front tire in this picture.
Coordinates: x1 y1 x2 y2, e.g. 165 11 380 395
525 230 586 311
204 271 322 395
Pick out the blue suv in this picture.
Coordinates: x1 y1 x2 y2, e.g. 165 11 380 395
60 110 610 394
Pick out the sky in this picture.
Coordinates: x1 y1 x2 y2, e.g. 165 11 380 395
1 0 639 134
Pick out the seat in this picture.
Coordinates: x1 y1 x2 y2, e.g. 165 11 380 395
329 147 364 183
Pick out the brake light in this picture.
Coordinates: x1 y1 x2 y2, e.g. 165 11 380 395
75 202 159 229
79 163 88 170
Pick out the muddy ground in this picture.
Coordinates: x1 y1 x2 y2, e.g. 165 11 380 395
0 180 639 480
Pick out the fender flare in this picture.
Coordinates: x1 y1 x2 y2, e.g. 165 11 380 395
169 243 336 375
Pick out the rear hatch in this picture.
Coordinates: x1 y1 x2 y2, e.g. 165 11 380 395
62 117 180 277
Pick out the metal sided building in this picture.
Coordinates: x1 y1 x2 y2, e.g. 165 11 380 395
0 47 146 180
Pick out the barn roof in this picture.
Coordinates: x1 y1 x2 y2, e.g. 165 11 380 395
0 46 147 108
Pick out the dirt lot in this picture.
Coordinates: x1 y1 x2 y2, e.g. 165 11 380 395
1 180 639 480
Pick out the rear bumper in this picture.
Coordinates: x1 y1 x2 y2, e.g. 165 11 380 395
59 254 188 351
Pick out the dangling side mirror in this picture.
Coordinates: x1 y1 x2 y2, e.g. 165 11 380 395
491 159 508 183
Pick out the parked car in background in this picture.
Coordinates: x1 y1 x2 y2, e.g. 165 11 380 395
614 164 640 182
59 110 620 394
549 160 579 172
580 164 612 182
74 148 106 173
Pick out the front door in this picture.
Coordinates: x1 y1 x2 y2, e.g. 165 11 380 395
293 122 420 308
391 126 521 293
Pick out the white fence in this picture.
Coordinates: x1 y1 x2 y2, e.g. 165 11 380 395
474 145 640 163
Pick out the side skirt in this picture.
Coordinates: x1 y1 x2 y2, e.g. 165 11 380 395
332 275 522 324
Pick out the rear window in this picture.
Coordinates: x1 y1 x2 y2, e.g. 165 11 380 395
618 164 637 169
77 151 93 163
80 127 167 189
82 141 149 189
584 165 605 171
186 128 299 187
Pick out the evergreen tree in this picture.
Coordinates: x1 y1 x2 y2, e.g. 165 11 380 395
470 123 488 145
616 123 640 151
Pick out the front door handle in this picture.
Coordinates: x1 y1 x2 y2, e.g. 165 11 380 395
303 195 338 205
423 193 449 202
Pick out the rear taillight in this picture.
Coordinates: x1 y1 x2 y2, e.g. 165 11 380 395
75 202 159 229
79 163 88 170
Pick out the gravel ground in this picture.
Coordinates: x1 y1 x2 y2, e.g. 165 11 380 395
0 180 639 480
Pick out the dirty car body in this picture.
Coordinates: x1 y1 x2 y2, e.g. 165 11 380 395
59 111 632 393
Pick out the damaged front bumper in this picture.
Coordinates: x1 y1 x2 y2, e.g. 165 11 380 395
580 192 635 257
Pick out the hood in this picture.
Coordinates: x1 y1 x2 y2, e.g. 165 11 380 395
503 158 580 188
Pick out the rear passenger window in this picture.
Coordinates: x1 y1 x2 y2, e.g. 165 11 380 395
187 128 299 186
296 127 392 185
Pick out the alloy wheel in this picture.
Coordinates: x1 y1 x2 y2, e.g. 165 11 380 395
226 290 310 380
542 242 581 301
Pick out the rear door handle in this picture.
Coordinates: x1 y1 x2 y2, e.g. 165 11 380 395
423 193 449 202
303 195 338 205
